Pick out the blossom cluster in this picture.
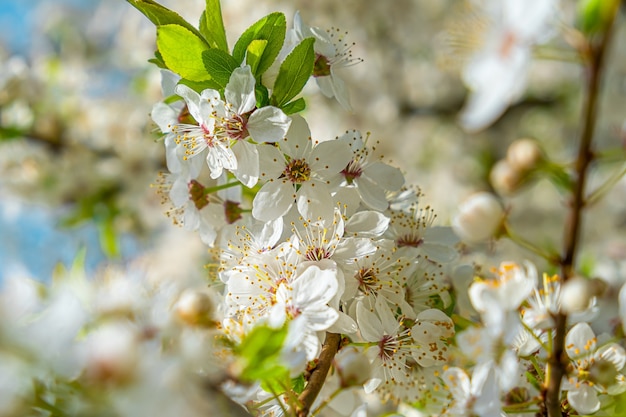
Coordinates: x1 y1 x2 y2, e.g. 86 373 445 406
2 0 626 416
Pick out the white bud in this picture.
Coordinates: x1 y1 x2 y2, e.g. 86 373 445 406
506 138 542 172
84 322 139 384
452 192 505 243
333 347 371 387
560 277 593 314
490 159 522 196
174 289 215 326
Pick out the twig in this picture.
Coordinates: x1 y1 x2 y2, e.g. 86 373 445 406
296 333 341 417
544 8 620 417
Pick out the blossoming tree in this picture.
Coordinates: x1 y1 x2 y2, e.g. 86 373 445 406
1 1 626 417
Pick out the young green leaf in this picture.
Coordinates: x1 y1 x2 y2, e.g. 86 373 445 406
202 49 239 89
235 325 288 382
255 83 270 109
246 39 268 76
280 97 306 115
157 24 212 82
126 0 208 45
199 0 228 52
270 37 315 107
178 78 222 94
232 12 286 77
148 50 167 69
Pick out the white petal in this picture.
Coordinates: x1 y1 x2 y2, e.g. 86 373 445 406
354 177 388 211
206 143 237 179
231 140 259 188
296 181 334 222
225 65 257 114
151 102 178 133
567 384 600 415
252 180 294 221
293 264 338 307
160 69 181 97
258 143 287 180
169 176 189 207
565 322 596 360
175 84 210 124
247 107 291 143
356 302 383 342
345 211 390 237
280 115 311 159
442 367 470 401
327 311 358 334
302 306 338 331
363 162 404 191
309 139 352 176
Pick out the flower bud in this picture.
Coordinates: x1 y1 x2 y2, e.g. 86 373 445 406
84 322 139 385
560 276 593 314
452 192 505 243
175 289 215 326
334 347 371 387
490 159 523 196
506 138 543 172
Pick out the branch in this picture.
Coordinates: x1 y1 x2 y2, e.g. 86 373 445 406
544 10 620 417
296 333 341 417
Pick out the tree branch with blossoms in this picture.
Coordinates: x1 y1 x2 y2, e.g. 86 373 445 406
546 3 621 416
4 1 626 417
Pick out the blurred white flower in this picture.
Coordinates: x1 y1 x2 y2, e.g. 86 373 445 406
563 322 626 415
459 0 558 131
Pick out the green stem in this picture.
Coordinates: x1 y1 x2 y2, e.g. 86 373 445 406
503 222 558 262
310 387 343 416
203 181 241 195
585 164 626 206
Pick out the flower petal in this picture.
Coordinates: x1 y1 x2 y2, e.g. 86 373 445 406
252 180 294 221
247 106 291 143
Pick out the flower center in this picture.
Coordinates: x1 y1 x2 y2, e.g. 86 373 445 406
305 246 330 261
313 54 332 77
284 159 311 183
224 200 243 224
397 234 423 248
220 113 249 141
341 160 363 184
356 268 379 295
201 124 216 147
378 335 398 361
188 180 210 210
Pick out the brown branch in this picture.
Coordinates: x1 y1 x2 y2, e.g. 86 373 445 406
296 332 341 417
544 9 620 417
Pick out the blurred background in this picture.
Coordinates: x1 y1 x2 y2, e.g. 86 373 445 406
1 0 625 284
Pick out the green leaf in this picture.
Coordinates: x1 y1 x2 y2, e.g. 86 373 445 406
281 97 306 115
178 78 222 94
232 12 286 77
98 217 119 259
271 37 315 107
246 39 268 76
291 374 305 394
157 24 212 82
199 0 228 52
255 83 270 108
236 325 288 382
577 0 620 34
202 49 239 89
148 50 167 69
126 0 208 44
